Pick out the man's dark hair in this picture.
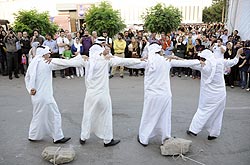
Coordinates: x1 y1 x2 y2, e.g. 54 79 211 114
244 40 250 47
217 38 223 42
33 29 40 34
118 33 124 38
46 33 53 37
60 29 65 33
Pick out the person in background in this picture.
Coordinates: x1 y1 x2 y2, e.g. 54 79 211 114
91 31 98 44
232 30 241 45
67 33 74 47
0 29 8 76
238 45 250 89
110 33 126 78
124 30 131 58
30 29 45 46
16 31 22 74
148 32 159 44
193 39 204 79
43 33 59 78
56 29 69 78
220 29 229 46
224 42 236 88
202 35 211 49
139 36 149 76
20 31 31 76
211 38 226 59
184 39 195 77
62 44 74 79
102 30 113 54
81 30 92 57
164 35 174 56
159 32 167 53
172 36 186 77
71 37 84 77
128 36 140 76
3 29 20 80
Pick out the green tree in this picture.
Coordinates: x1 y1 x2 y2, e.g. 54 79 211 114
13 9 58 36
142 3 182 34
85 1 126 37
202 0 225 23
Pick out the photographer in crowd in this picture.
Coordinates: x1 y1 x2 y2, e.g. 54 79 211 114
3 28 20 80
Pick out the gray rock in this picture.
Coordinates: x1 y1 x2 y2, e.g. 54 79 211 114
41 146 76 164
160 138 192 156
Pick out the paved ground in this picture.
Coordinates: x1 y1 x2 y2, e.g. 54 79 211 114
0 72 249 165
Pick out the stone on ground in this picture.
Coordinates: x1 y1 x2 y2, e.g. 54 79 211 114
41 146 76 164
160 138 192 156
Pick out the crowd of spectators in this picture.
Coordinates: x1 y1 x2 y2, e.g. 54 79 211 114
0 23 249 91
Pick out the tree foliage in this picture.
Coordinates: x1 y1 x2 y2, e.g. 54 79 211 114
13 9 58 36
85 1 126 37
142 3 182 34
202 0 225 23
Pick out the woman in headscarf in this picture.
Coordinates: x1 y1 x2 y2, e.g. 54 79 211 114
128 42 201 146
187 49 241 140
128 36 140 76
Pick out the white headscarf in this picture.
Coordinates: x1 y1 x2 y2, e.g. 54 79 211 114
198 49 216 84
147 43 162 72
25 46 51 91
95 36 106 44
86 43 105 81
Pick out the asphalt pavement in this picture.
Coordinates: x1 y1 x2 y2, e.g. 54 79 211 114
0 73 249 165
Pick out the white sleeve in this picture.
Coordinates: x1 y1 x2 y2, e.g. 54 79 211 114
190 64 202 71
126 61 147 69
170 59 200 68
224 56 239 67
50 55 86 70
24 72 34 93
109 56 141 67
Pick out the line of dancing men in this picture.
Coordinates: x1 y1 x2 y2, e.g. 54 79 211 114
25 37 241 147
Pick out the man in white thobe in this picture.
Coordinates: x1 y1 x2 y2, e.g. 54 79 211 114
25 46 71 143
187 49 240 140
129 43 202 146
50 37 141 147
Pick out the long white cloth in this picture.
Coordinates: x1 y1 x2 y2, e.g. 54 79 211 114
129 55 200 144
51 55 141 142
25 59 69 141
189 56 239 137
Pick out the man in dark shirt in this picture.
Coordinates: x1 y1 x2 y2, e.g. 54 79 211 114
20 31 31 75
4 29 20 80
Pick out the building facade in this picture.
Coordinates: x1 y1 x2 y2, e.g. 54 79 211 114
0 0 212 32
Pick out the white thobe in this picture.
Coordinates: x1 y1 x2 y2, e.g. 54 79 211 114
25 60 69 141
189 57 239 137
51 55 140 142
130 55 200 144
